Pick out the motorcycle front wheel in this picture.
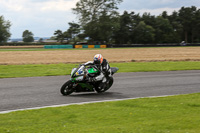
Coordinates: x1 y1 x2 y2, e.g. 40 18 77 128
60 80 74 95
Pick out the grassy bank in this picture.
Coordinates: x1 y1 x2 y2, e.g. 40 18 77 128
0 61 200 78
0 93 200 133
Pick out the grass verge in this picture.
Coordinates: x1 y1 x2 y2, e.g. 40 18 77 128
0 61 200 78
0 93 200 133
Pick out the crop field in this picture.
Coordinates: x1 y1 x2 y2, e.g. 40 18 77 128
0 47 200 65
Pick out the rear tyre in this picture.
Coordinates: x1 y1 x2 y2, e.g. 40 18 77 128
104 77 113 91
95 77 114 93
60 80 74 95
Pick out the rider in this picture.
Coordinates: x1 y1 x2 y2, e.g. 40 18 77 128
83 54 111 83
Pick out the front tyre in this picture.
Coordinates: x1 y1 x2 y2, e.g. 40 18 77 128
60 80 74 95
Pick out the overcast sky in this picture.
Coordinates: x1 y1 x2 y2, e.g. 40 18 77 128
0 0 199 38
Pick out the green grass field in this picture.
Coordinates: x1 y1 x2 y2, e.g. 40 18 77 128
0 61 200 78
0 93 200 133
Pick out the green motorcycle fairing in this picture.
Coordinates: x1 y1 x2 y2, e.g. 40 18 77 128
70 66 99 90
87 67 99 74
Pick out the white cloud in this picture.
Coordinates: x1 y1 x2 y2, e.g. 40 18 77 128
0 0 25 12
0 0 78 12
160 0 175 4
119 0 200 10
0 0 78 38
119 0 200 15
41 0 79 11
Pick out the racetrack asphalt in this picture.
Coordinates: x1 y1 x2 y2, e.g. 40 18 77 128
0 70 200 112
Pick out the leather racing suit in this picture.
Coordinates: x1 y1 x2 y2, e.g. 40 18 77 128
83 59 111 82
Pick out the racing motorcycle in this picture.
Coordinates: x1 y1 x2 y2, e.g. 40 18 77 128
60 64 119 95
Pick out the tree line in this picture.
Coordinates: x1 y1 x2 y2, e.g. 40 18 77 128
55 3 200 44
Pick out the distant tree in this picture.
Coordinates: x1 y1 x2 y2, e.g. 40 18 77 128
142 12 156 27
113 11 133 44
161 11 168 19
193 9 200 42
83 12 119 43
179 6 197 43
63 31 72 42
54 22 80 44
77 33 87 41
73 0 123 25
133 21 155 44
154 16 174 43
22 30 34 42
0 16 11 42
72 0 123 42
67 22 80 43
129 12 142 44
54 30 64 42
168 11 183 43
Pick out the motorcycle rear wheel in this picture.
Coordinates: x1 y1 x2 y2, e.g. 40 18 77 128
60 80 74 95
104 77 114 91
96 77 114 93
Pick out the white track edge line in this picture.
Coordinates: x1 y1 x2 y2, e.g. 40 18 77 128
0 94 177 114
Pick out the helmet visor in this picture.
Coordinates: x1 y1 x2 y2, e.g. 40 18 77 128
94 59 100 64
